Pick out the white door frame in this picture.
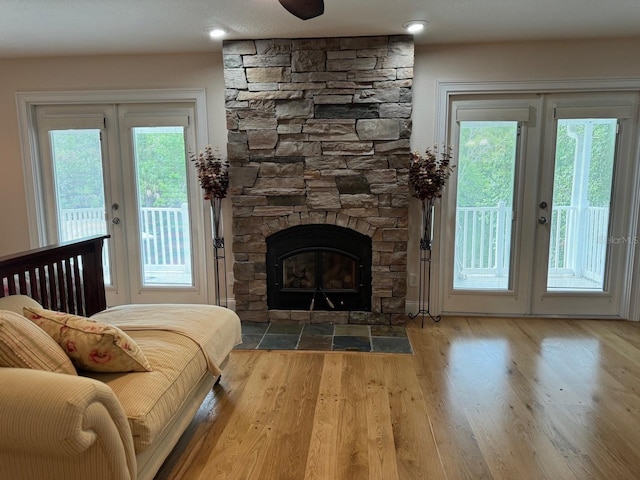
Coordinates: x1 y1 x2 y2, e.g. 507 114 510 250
441 97 540 315
16 88 212 304
434 79 640 319
530 93 637 316
116 103 199 304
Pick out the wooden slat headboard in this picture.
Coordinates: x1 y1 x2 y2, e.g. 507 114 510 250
0 235 109 316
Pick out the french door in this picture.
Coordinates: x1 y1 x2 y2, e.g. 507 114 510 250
441 93 638 317
35 103 205 306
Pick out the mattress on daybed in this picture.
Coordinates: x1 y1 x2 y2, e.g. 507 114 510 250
85 304 241 454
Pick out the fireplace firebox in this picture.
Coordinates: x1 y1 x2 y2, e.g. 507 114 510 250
267 225 372 311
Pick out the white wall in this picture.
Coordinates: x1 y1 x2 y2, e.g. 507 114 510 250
411 37 640 152
2 37 640 315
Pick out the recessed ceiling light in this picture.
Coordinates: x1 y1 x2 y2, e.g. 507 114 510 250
403 21 428 34
207 27 227 39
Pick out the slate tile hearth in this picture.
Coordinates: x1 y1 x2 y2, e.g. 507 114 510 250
234 322 413 354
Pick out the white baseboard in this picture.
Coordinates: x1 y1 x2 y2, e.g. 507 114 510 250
222 298 236 311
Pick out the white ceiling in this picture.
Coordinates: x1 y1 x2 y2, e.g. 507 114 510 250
1 0 640 59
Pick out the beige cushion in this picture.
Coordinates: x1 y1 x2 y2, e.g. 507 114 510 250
84 329 209 453
0 309 77 375
23 307 152 373
0 295 42 315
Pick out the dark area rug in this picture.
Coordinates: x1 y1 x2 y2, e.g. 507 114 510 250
234 322 413 354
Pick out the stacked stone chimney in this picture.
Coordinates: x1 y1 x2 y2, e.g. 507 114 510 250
223 35 413 324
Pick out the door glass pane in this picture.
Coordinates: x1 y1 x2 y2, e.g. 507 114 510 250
453 121 518 290
322 252 356 290
50 129 111 284
132 126 192 286
283 252 316 289
547 119 616 291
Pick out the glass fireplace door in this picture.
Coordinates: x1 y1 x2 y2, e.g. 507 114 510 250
281 250 358 310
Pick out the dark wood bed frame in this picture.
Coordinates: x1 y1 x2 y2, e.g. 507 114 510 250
0 235 109 316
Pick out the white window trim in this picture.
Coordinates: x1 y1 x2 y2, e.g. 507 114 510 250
432 78 640 321
16 88 209 247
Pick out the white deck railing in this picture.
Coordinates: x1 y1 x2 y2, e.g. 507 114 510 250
60 205 191 274
456 204 609 281
61 203 609 284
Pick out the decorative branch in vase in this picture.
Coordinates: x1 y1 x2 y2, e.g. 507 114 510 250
190 146 230 248
409 146 455 250
190 146 230 306
408 145 454 326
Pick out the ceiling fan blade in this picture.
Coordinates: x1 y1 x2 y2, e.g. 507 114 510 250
278 0 324 20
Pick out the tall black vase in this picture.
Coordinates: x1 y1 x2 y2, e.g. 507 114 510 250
210 197 224 249
420 198 435 251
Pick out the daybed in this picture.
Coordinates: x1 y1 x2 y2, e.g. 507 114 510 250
0 235 242 480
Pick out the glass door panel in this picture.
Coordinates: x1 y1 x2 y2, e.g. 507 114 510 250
442 94 635 318
453 121 518 291
546 119 616 291
49 129 111 284
131 126 193 286
532 94 635 317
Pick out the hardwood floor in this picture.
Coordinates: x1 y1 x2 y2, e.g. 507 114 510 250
155 316 640 479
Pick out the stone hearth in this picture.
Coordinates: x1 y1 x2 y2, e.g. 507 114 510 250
223 35 413 324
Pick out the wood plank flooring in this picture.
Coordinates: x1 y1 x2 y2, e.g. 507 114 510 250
155 317 640 479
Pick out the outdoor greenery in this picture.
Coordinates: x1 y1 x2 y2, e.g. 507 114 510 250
51 130 105 209
553 120 616 208
456 121 517 208
133 128 188 208
51 128 188 210
456 119 616 209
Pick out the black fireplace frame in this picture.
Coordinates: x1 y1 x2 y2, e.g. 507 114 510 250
266 224 372 311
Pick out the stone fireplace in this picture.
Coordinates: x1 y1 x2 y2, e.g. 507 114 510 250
223 35 413 325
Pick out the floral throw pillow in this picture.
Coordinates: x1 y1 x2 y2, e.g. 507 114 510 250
23 307 152 373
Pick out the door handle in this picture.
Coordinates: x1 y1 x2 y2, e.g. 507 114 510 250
112 217 121 225
538 216 548 225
